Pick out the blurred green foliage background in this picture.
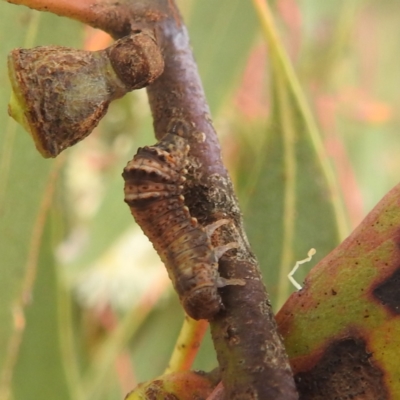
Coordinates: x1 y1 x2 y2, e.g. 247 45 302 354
1 0 400 399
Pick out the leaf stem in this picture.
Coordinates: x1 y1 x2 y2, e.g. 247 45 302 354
164 317 208 374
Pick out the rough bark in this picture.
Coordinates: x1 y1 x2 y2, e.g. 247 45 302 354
143 4 298 397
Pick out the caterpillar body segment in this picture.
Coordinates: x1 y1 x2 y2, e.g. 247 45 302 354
123 120 244 320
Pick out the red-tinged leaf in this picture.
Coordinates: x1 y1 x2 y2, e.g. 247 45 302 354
277 183 400 398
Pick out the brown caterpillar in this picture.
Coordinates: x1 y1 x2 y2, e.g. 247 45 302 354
122 119 244 320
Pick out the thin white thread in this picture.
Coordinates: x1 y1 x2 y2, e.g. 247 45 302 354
288 248 316 290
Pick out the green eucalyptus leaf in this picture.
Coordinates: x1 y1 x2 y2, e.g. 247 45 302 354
187 0 258 115
277 183 400 398
12 216 71 400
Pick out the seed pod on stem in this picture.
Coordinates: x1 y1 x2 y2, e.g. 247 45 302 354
7 30 164 158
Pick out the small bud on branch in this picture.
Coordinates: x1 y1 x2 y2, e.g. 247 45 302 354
8 30 164 157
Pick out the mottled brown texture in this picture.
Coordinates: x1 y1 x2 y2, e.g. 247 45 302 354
106 30 163 90
124 370 217 399
8 46 115 157
373 267 400 315
143 4 298 398
8 30 163 157
123 120 241 320
295 338 389 399
140 379 180 400
7 0 299 398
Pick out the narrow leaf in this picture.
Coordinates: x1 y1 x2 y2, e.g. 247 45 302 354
236 0 349 308
12 214 71 400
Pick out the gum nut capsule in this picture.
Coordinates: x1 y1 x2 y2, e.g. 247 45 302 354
7 31 164 158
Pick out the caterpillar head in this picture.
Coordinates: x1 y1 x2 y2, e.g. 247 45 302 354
182 284 222 320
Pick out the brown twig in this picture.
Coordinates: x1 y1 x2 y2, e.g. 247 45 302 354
6 0 298 398
141 3 298 398
6 0 170 39
7 0 101 25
